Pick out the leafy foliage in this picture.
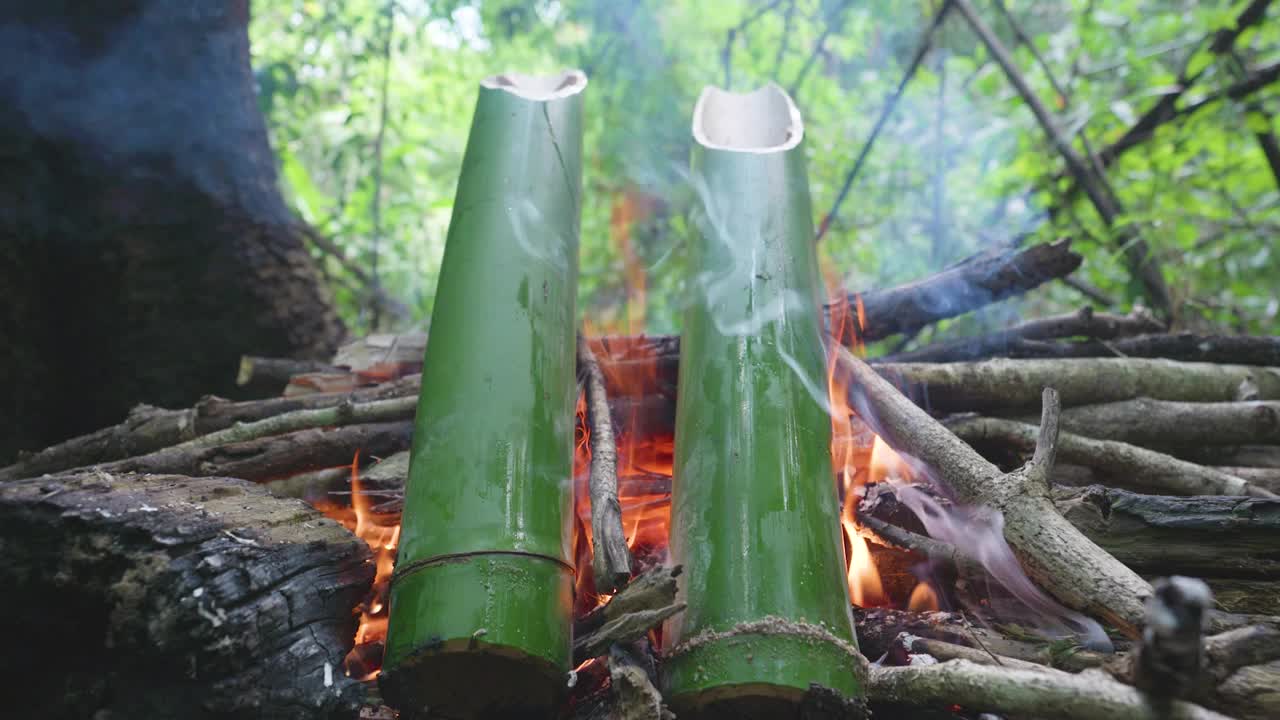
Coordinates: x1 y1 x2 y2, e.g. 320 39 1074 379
251 0 1279 339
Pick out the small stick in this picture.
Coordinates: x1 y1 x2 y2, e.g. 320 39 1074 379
950 416 1276 498
577 334 633 593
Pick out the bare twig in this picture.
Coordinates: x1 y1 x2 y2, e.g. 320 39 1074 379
578 334 633 593
367 0 395 329
953 0 1174 319
1098 0 1275 169
816 0 954 242
721 0 785 89
787 0 853 97
1027 387 1061 485
949 416 1276 497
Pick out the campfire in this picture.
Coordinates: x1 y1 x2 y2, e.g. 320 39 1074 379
3 76 1280 720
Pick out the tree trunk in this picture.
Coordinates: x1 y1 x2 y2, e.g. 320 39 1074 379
0 0 345 462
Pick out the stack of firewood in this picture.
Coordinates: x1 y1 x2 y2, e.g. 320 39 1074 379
3 238 1279 719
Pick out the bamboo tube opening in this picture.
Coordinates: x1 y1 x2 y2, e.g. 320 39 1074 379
691 83 803 153
481 69 587 100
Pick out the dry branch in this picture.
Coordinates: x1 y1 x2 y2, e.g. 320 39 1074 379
0 375 421 481
879 307 1164 363
840 350 1153 634
880 358 1280 413
0 471 374 718
867 660 1230 720
855 608 1109 672
968 333 1280 365
1047 398 1280 447
1096 0 1276 169
579 335 633 593
573 565 683 664
832 239 1083 344
951 416 1275 497
893 632 1062 673
88 421 414 481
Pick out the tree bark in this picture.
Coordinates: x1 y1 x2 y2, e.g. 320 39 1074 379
880 358 1280 413
0 0 345 463
1055 486 1280 581
1044 398 1280 448
951 416 1274 497
0 471 373 719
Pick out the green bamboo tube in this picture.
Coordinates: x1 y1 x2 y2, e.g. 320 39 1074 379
381 70 586 718
663 84 864 717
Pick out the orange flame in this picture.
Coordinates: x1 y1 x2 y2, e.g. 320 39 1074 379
868 435 912 485
907 582 941 612
826 286 887 607
322 450 401 681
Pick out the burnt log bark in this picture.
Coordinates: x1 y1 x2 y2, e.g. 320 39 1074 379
830 239 1084 344
0 471 373 719
1055 486 1280 587
0 0 345 463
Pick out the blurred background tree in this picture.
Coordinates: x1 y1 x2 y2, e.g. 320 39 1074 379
255 0 1278 340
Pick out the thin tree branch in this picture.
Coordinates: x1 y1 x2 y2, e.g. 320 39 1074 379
952 0 1174 319
772 0 797 79
1097 0 1275 167
721 0 785 90
578 334 632 593
787 0 853 98
816 0 953 242
368 0 395 329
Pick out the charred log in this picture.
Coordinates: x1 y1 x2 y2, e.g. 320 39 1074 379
832 239 1084 344
1055 487 1280 587
0 471 373 719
